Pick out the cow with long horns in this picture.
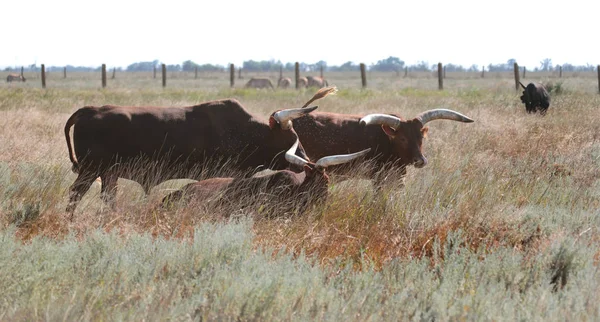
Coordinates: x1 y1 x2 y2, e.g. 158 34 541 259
162 139 370 216
519 81 550 115
292 107 474 186
64 87 337 215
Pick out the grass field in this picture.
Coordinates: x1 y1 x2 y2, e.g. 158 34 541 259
1 71 599 320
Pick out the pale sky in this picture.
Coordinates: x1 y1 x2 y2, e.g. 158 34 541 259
3 0 596 69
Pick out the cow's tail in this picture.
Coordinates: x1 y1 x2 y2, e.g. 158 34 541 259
64 108 87 173
301 86 338 108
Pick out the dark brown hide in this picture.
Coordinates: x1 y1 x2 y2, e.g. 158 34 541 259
162 165 329 216
292 110 470 186
520 82 550 115
64 99 313 214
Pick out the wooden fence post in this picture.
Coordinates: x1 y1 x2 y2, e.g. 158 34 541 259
437 63 443 90
112 67 116 79
481 66 485 78
41 64 46 88
404 66 408 78
513 62 520 91
559 66 563 78
102 64 107 88
279 65 283 79
238 67 242 79
153 65 156 79
230 64 235 87
522 66 526 78
295 62 300 89
162 64 166 87
443 65 446 79
21 66 24 77
195 66 198 79
360 63 367 88
320 65 323 78
63 67 67 78
597 65 600 94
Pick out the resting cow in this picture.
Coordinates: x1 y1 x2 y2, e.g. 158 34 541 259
162 139 370 216
64 87 337 215
245 77 274 89
292 108 474 186
519 81 550 115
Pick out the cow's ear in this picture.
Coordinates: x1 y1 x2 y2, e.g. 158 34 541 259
381 125 396 138
268 116 277 129
421 126 429 138
303 164 315 177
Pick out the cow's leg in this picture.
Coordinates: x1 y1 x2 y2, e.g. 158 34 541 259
66 172 97 218
100 172 118 211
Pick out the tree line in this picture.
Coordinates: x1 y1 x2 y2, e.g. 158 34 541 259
4 57 597 73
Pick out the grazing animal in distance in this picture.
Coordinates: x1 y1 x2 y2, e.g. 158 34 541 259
278 77 292 89
520 81 550 115
292 108 474 187
162 139 370 216
64 87 338 215
306 76 328 88
6 74 26 82
297 77 308 88
245 77 274 89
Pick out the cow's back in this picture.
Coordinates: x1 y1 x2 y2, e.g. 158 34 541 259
292 112 378 160
72 99 256 168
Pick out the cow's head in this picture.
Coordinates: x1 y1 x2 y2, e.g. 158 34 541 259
285 138 370 203
360 109 474 168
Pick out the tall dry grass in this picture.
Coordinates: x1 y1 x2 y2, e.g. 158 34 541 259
1 72 599 320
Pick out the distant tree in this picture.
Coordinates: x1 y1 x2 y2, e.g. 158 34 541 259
539 58 552 71
329 61 358 72
444 63 465 72
410 61 431 72
507 58 516 67
166 64 181 71
307 60 327 72
468 64 479 72
370 56 405 72
182 60 197 72
126 60 159 72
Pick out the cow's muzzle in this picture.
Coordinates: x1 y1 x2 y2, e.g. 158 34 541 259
412 156 428 168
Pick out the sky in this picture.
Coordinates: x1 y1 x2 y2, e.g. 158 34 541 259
2 0 597 70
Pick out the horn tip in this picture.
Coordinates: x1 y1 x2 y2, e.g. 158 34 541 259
305 105 318 112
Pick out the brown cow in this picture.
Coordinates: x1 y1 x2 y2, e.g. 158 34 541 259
519 81 550 115
245 77 274 89
162 139 370 216
277 77 292 89
292 108 474 186
64 87 337 215
6 74 26 82
306 76 328 88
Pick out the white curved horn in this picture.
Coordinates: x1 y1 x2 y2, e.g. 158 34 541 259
359 114 401 129
272 105 318 129
315 148 371 168
415 109 474 125
284 139 309 167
